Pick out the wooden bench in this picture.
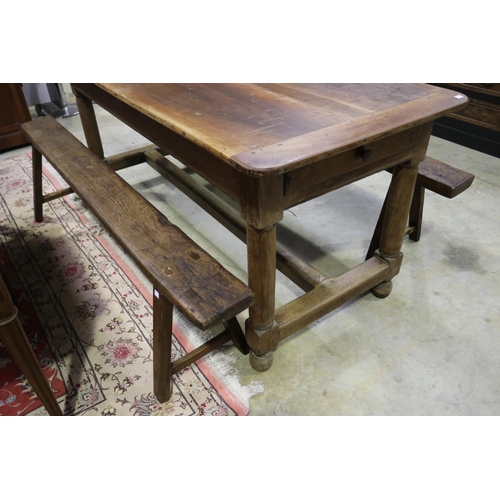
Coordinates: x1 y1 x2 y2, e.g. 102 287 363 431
21 116 254 403
366 156 475 260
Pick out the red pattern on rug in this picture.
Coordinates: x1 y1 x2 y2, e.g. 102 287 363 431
0 153 261 416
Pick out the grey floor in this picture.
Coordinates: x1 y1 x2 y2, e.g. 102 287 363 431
3 85 500 416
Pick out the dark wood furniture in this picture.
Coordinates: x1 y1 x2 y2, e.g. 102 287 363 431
0 84 31 152
367 156 475 260
65 84 468 372
0 272 62 415
21 116 253 403
431 83 500 158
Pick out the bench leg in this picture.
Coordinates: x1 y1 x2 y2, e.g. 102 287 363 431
33 147 44 222
152 288 173 403
366 179 426 260
366 195 387 261
409 185 425 242
223 316 249 355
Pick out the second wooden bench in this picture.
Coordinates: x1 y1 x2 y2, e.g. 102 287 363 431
367 156 475 260
21 116 254 403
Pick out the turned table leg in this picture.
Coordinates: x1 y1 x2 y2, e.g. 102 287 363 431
245 224 278 371
372 162 419 298
239 174 284 372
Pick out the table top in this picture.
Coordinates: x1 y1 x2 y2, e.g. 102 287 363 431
97 83 468 176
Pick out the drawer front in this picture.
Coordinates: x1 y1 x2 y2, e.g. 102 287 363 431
283 127 418 207
451 98 500 131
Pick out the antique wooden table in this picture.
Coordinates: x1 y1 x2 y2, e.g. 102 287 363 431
70 83 468 371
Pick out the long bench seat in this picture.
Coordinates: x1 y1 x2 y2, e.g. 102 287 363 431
21 116 254 403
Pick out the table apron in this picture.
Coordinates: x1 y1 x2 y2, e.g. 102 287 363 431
284 148 415 208
283 125 427 208
73 84 242 202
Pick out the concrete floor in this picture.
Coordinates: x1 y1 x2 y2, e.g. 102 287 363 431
3 85 500 416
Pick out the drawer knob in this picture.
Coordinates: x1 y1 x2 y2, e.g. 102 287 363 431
355 146 373 161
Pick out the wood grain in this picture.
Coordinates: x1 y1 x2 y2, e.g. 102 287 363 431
94 83 468 175
22 116 253 330
69 83 470 366
414 156 475 198
366 156 475 258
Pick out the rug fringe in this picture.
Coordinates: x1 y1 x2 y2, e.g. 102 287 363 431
205 351 264 407
174 311 264 408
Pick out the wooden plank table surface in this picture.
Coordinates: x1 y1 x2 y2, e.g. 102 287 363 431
70 83 469 371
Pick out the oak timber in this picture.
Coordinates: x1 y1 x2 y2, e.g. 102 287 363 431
366 156 476 259
71 83 471 369
94 83 469 175
21 116 253 330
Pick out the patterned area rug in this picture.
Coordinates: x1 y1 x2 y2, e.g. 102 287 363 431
0 153 262 416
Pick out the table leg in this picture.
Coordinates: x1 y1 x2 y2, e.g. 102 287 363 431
372 162 419 298
245 224 278 371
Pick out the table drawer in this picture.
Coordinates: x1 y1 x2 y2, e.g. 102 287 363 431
284 127 417 207
450 98 500 132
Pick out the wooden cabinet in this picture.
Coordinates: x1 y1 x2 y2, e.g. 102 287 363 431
431 83 500 158
0 83 32 152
